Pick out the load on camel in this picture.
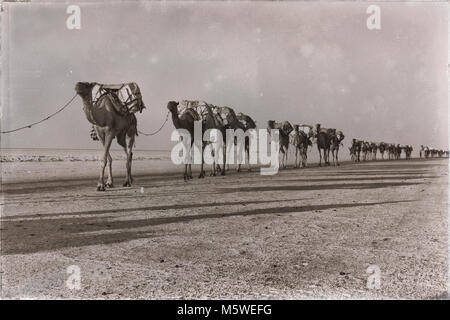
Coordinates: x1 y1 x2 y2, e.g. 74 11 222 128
75 82 146 191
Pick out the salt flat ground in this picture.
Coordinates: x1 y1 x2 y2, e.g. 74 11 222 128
0 158 448 299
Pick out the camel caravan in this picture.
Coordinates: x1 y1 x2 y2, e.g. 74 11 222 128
75 81 448 189
419 145 449 159
349 141 414 162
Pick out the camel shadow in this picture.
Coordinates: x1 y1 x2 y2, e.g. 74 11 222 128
268 175 438 184
219 181 425 193
4 198 308 221
1 200 414 255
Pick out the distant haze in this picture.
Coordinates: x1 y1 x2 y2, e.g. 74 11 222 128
1 1 448 152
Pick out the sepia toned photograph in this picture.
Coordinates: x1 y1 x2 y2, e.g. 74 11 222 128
0 0 448 303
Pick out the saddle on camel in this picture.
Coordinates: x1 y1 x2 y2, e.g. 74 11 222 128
89 82 146 140
178 100 225 129
92 83 146 115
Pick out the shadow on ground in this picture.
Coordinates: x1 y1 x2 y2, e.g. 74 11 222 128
1 200 413 255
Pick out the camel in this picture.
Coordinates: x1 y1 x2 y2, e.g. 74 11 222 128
167 101 195 180
387 144 395 160
213 106 246 175
291 125 313 168
361 141 370 161
411 146 415 158
167 101 220 180
370 142 378 160
314 123 331 166
267 120 293 169
329 130 345 166
75 82 139 191
235 112 257 172
378 142 386 160
395 144 402 160
349 146 355 161
350 139 362 162
406 145 413 159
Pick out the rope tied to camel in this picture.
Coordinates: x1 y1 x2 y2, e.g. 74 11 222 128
137 111 170 136
0 93 78 134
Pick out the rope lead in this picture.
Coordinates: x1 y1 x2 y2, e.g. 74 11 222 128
1 93 78 134
138 111 170 136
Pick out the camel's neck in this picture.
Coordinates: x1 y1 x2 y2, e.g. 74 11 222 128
79 94 98 125
170 110 181 129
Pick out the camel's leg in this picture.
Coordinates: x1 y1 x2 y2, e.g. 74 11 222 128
210 147 216 176
199 161 205 178
247 148 251 171
221 144 226 176
105 152 114 188
98 132 114 191
318 146 322 166
184 164 188 181
211 159 216 176
304 148 307 167
298 148 302 168
284 147 288 169
199 144 205 179
123 135 134 187
336 148 340 166
294 148 298 168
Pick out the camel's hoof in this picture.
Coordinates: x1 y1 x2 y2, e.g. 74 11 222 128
221 171 226 176
123 182 131 187
210 172 216 177
97 185 105 192
105 183 114 188
198 174 205 179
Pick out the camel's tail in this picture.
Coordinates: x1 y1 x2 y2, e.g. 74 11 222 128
90 125 99 141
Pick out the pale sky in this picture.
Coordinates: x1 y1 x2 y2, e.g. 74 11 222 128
1 1 448 151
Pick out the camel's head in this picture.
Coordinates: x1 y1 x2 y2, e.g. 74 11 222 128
167 101 179 113
293 125 300 132
267 120 275 129
75 82 96 97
